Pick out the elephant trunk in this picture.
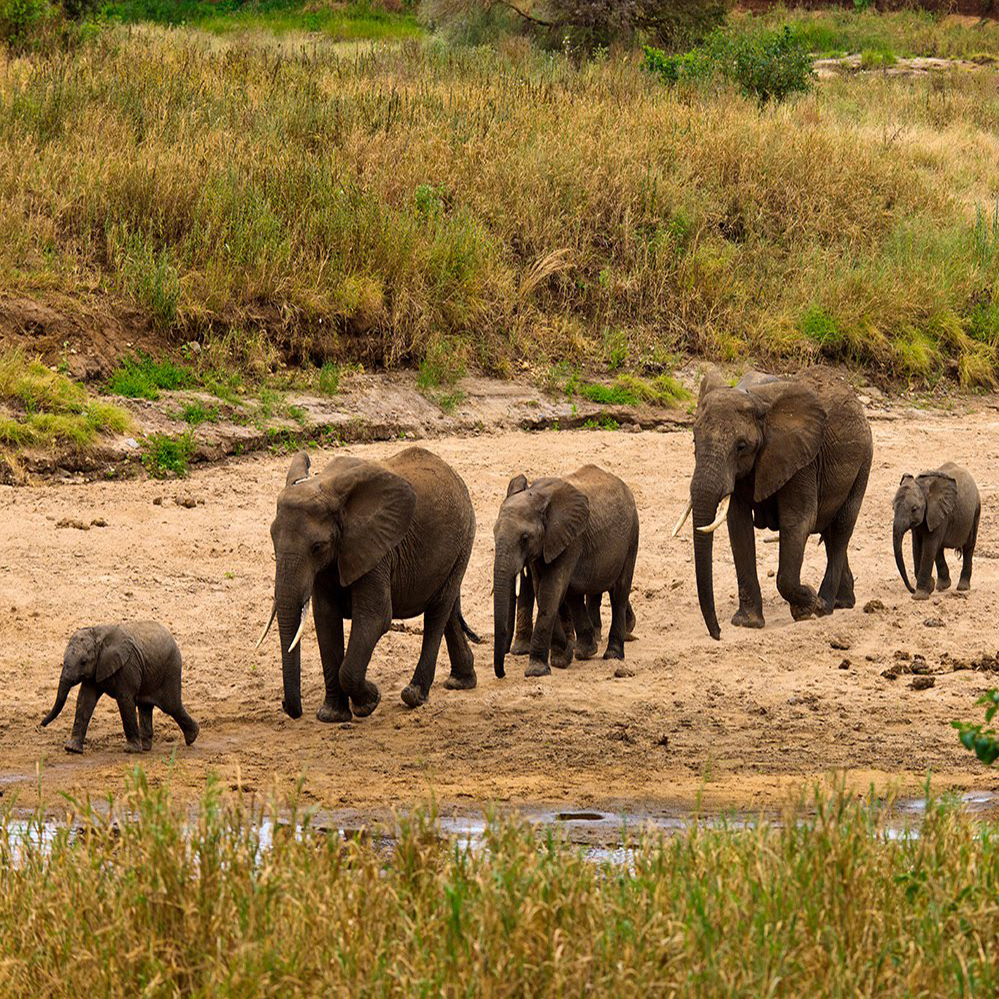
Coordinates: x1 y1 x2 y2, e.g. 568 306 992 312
690 465 729 641
41 676 72 727
893 521 915 594
275 565 310 719
493 550 520 678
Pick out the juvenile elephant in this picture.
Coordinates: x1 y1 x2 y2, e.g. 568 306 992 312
41 622 199 754
259 447 478 721
893 464 980 599
676 367 873 639
493 466 639 678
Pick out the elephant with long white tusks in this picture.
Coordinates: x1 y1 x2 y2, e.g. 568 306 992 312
893 464 981 600
676 366 873 640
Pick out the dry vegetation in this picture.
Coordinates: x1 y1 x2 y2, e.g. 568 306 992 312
0 15 998 384
3 776 999 996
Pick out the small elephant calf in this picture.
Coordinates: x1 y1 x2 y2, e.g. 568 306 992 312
41 621 199 754
893 463 981 600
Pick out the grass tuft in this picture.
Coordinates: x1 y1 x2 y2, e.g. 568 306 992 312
106 355 195 400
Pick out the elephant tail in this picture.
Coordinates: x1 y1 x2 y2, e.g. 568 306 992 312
456 596 481 645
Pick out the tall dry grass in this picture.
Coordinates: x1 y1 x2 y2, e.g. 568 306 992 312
0 25 998 382
2 774 999 995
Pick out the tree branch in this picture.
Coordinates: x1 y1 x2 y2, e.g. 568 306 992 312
486 0 557 28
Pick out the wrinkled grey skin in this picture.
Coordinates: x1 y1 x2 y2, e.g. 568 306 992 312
268 447 477 721
41 621 198 754
493 465 639 679
690 367 873 639
893 463 980 600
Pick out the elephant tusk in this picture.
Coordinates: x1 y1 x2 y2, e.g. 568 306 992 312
697 494 731 534
671 499 693 538
255 602 277 649
287 599 311 653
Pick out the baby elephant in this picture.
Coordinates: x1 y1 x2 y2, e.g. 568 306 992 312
893 464 980 600
41 622 199 754
493 465 639 678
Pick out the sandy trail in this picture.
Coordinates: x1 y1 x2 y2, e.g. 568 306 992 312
2 403 999 818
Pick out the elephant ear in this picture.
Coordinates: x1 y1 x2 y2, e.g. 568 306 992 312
506 474 528 498
542 482 589 563
95 627 137 683
698 368 729 405
285 451 311 487
752 383 827 503
918 472 957 533
325 463 417 587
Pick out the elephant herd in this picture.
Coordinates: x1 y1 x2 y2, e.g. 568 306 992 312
40 365 983 751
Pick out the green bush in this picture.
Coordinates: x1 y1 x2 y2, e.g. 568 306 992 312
644 25 813 105
106 354 195 400
141 431 195 477
0 0 48 48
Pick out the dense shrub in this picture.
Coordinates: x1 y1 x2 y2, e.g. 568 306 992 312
421 0 729 52
643 25 813 104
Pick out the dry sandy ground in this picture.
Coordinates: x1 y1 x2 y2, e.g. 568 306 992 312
3 403 999 820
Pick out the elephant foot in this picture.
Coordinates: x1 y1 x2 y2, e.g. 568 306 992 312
183 721 200 746
510 638 532 657
400 684 429 708
551 647 574 670
834 594 856 609
731 607 765 629
350 683 381 718
124 740 144 754
603 644 625 661
575 640 599 661
937 577 952 592
815 598 835 618
317 702 351 724
141 738 153 752
443 672 477 691
957 579 971 592
525 659 551 678
912 589 931 602
64 739 84 754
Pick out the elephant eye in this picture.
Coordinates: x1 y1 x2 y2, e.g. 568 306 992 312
736 439 749 453
311 541 325 554
521 532 529 543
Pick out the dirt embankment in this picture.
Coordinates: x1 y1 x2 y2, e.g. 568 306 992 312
2 396 999 820
739 2 998 16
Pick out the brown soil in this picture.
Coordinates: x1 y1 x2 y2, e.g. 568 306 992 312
2 396 999 819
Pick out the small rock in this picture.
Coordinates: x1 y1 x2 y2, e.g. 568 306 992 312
767 569 775 577
185 340 202 355
838 659 850 670
123 438 140 450
175 495 198 509
614 665 636 678
830 636 852 651
90 518 108 528
56 518 89 531
653 733 669 748
910 676 935 691
924 617 945 628
864 599 885 614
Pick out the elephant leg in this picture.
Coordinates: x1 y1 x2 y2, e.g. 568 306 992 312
117 692 143 754
338 573 391 717
586 592 603 641
571 592 598 660
510 569 534 656
914 534 938 600
604 541 637 661
625 599 637 641
551 602 575 669
166 705 200 746
776 525 817 621
442 600 477 691
402 600 452 707
835 556 855 609
729 494 764 629
958 508 979 591
935 549 952 591
314 585 350 723
66 681 101 754
526 562 573 678
138 702 153 752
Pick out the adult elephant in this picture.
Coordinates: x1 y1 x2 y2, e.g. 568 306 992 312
675 367 873 639
258 447 479 721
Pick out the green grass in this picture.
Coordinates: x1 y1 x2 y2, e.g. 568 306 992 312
566 372 691 408
141 430 195 477
4 774 999 995
0 349 131 456
102 0 423 41
106 354 195 400
177 400 220 425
